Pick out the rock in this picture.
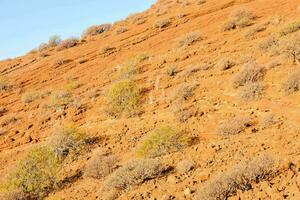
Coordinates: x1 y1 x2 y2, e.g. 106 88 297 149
184 188 191 196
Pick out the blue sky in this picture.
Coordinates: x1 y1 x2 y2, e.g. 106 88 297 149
0 0 155 60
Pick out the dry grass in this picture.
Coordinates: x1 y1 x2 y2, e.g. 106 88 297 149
239 82 263 101
281 70 300 95
279 21 300 36
216 116 252 136
178 32 202 47
57 37 79 51
176 160 195 174
84 154 118 179
115 27 128 34
82 24 112 38
232 61 264 88
103 159 165 190
106 79 141 117
136 126 190 158
194 154 275 200
221 8 255 31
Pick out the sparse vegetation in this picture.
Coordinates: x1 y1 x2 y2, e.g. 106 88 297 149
84 154 118 179
239 82 263 100
48 35 62 47
173 84 196 102
221 8 255 31
244 25 266 38
106 79 141 117
57 37 79 51
154 19 170 29
194 154 275 200
217 58 235 70
0 76 11 91
82 24 112 38
233 61 264 88
281 70 300 95
280 34 300 64
115 27 128 34
279 21 300 36
103 159 165 190
48 124 88 158
3 146 62 199
49 90 73 109
259 36 279 56
178 32 201 47
216 116 252 136
0 107 7 117
166 66 177 76
21 90 39 104
136 126 190 158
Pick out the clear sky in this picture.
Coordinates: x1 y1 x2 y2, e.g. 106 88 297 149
0 0 155 60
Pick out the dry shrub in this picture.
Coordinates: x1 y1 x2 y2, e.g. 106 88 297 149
0 76 12 91
166 66 177 76
57 37 79 51
84 154 118 179
2 146 62 199
260 113 277 129
154 19 170 29
239 82 263 101
115 27 128 34
106 79 141 117
176 160 195 174
48 35 61 47
136 126 190 158
0 107 7 117
244 25 266 38
49 90 73 109
221 8 255 31
118 54 148 79
216 116 252 136
259 36 279 56
279 21 300 36
280 34 300 64
232 61 264 88
0 190 25 200
194 154 275 200
82 24 112 38
63 80 81 91
281 70 300 95
173 84 196 102
217 58 235 70
178 32 202 47
103 159 165 190
21 90 39 104
48 124 88 158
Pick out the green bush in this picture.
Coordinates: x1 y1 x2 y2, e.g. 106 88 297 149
136 126 190 158
107 79 141 117
3 146 62 199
